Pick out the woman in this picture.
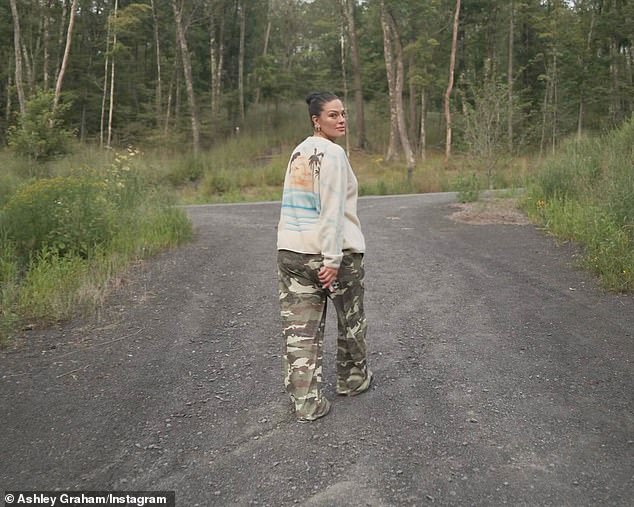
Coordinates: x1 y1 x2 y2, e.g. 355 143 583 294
277 91 372 422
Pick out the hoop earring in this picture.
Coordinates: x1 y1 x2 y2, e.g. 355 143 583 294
314 124 321 133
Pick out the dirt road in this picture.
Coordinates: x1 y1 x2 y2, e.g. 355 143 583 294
1 193 633 506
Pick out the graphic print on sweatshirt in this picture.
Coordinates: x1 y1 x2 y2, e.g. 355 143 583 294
281 147 325 233
288 148 324 191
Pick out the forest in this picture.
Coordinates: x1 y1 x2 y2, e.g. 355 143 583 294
2 0 633 157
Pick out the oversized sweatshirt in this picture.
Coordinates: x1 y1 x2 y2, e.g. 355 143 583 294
277 136 365 269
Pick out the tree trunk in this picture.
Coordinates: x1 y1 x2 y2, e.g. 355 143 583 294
43 0 51 90
53 0 78 111
408 55 417 149
209 12 224 117
444 0 460 163
107 0 118 148
9 0 26 116
238 0 246 122
150 0 163 129
343 0 367 150
389 12 415 176
507 0 514 153
420 89 426 161
172 0 200 154
380 1 399 161
55 0 68 87
255 0 272 106
340 25 349 155
99 0 112 148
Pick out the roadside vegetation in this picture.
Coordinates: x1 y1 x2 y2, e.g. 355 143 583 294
0 145 192 345
522 117 634 292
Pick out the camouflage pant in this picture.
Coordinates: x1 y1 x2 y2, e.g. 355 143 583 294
277 250 369 420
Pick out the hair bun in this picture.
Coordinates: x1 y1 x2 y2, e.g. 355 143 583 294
305 92 319 105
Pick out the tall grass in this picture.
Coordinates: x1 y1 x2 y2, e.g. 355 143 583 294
0 150 192 344
523 117 634 291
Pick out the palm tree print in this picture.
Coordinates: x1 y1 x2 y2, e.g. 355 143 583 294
308 148 324 177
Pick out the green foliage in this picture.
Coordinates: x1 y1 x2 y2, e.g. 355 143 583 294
454 172 480 203
0 149 193 341
524 116 634 291
7 91 74 162
1 176 117 260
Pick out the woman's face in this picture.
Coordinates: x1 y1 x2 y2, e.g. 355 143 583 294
313 99 346 141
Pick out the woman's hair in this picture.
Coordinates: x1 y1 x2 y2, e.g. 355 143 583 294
305 91 339 123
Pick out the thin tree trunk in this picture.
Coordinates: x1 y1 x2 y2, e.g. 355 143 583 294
107 0 118 148
254 0 272 106
238 0 246 122
408 55 417 149
444 0 461 163
99 0 112 148
340 25 350 156
53 0 78 111
172 0 200 154
539 64 552 159
22 42 34 95
552 52 558 154
9 0 26 116
150 0 163 129
420 89 426 161
343 0 367 149
55 0 68 86
210 16 224 117
507 0 514 153
388 12 415 176
43 0 51 90
380 1 399 161
578 9 595 139
6 71 13 130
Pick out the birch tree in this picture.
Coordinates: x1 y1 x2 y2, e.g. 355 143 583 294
9 0 26 116
343 0 367 150
53 0 78 111
172 0 200 154
380 1 415 177
444 0 460 162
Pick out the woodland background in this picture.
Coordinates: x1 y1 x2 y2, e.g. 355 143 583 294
2 0 633 157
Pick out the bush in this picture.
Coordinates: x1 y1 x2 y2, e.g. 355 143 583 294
7 91 74 162
523 116 634 291
454 172 480 203
1 176 117 261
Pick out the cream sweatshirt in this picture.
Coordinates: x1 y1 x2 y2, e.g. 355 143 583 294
277 136 365 269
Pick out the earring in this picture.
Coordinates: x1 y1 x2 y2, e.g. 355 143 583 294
314 124 321 132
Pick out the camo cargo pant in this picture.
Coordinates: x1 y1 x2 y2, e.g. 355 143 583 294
277 249 370 421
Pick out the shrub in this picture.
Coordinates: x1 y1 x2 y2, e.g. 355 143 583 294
524 116 634 291
1 176 117 261
7 91 74 162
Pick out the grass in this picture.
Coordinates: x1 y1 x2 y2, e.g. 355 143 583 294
522 118 634 292
0 150 192 344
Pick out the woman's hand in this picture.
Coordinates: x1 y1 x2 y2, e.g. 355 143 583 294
318 266 339 290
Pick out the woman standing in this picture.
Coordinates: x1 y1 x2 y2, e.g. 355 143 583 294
277 92 372 422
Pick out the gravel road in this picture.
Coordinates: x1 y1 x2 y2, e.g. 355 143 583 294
1 193 633 506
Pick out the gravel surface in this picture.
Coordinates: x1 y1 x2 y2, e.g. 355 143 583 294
1 193 633 506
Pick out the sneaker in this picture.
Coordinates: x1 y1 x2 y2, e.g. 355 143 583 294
296 398 331 423
337 370 373 397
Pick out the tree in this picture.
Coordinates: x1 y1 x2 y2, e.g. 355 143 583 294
444 0 460 162
343 0 367 149
380 0 415 177
53 0 78 111
8 0 26 116
171 0 200 154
